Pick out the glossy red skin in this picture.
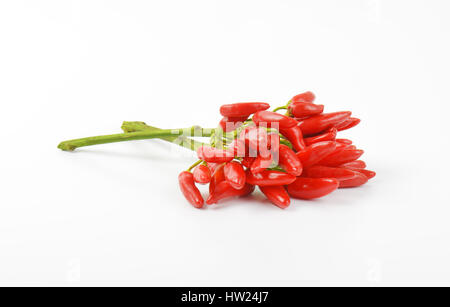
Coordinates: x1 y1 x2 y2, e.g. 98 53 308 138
234 139 268 159
335 117 361 131
245 170 297 186
303 166 358 182
287 177 339 200
209 163 226 194
292 91 316 103
289 102 324 118
278 144 303 176
241 157 255 169
207 162 221 174
224 161 246 190
340 160 367 170
334 142 350 151
267 133 280 165
268 132 280 153
239 126 270 158
227 140 239 156
297 111 352 136
336 138 353 145
207 182 255 204
250 153 273 174
178 172 204 208
358 169 376 179
230 139 252 158
219 116 248 132
220 102 270 118
296 141 337 168
304 128 337 146
279 126 306 152
253 111 298 129
321 143 351 161
240 184 256 197
197 146 235 163
318 149 364 167
339 172 368 188
193 164 211 184
259 186 291 209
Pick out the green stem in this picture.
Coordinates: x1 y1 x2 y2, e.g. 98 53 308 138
121 121 206 151
273 106 287 112
279 139 293 149
187 160 203 172
121 121 157 133
273 99 293 114
58 125 215 151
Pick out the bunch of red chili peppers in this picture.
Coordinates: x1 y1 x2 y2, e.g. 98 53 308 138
57 91 375 209
179 91 375 209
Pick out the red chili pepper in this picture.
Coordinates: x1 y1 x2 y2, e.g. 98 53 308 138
220 102 270 118
304 128 337 146
246 169 297 186
219 116 248 132
292 91 316 103
193 164 211 184
339 160 367 170
178 171 204 208
224 161 246 190
334 117 360 131
229 139 254 158
324 142 352 158
303 166 358 182
334 142 350 150
207 162 221 174
288 102 324 118
296 141 337 168
278 144 303 176
339 172 368 188
236 140 266 159
279 126 305 152
318 149 364 167
252 111 298 129
250 153 273 174
268 132 280 153
259 186 291 209
267 133 280 165
240 184 256 197
286 177 339 200
297 111 352 136
336 138 353 145
358 169 376 179
207 181 255 204
209 163 226 194
197 146 235 163
239 126 270 158
227 139 239 156
241 156 255 169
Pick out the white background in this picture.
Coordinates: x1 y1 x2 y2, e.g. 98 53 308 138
1 0 449 286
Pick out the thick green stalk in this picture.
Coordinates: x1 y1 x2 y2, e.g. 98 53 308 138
121 121 158 133
121 121 206 151
58 125 215 151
